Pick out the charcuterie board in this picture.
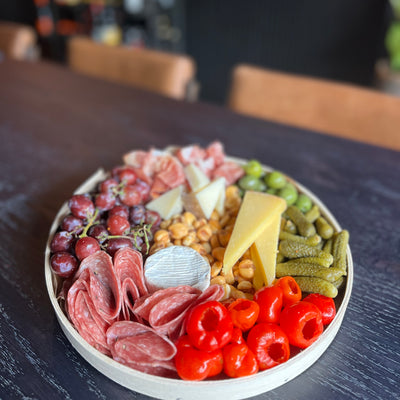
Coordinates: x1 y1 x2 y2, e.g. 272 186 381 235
45 145 353 400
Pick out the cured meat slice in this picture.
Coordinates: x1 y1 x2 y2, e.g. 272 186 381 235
133 285 224 341
73 250 121 324
113 247 148 321
206 141 225 167
133 285 200 322
133 285 200 340
106 321 177 377
67 270 111 355
212 161 245 185
175 145 206 165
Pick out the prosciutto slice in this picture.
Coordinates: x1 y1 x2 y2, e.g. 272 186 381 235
113 247 148 321
106 321 177 377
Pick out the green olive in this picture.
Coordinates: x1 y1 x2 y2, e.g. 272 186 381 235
264 171 287 189
243 160 263 178
238 175 263 191
278 183 298 205
295 194 313 213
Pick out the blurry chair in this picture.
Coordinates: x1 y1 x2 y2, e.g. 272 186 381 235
0 21 38 61
68 36 197 101
228 64 400 150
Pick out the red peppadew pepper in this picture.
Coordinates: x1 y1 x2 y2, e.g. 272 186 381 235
222 342 259 378
247 323 290 370
253 285 283 324
275 276 302 307
174 335 223 381
279 301 323 349
186 301 233 351
228 298 260 331
303 293 336 325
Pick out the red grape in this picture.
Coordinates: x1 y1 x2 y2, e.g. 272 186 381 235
75 236 100 261
129 205 146 225
108 205 129 219
145 210 161 228
106 238 134 257
107 215 130 235
50 231 75 253
51 252 78 278
88 224 108 243
100 178 119 193
134 180 150 202
68 195 95 220
61 215 83 233
95 192 116 211
118 167 137 185
119 185 141 206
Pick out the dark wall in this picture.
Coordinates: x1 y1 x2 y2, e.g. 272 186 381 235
0 0 36 26
185 0 391 104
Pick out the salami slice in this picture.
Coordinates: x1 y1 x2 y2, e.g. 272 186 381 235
132 285 200 322
106 321 177 377
67 270 111 355
73 250 121 324
132 285 224 341
113 247 148 321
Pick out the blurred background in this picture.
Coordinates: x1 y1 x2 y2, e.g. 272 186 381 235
1 0 400 103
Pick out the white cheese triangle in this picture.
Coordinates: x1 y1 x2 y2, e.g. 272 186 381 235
145 185 183 220
195 177 225 220
184 163 210 192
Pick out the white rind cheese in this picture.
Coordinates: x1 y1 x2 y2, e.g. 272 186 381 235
144 246 211 293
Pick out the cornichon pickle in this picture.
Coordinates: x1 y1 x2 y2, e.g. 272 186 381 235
276 262 344 282
279 240 333 265
332 230 349 272
293 276 338 298
279 231 321 246
286 205 316 237
316 217 334 239
276 252 285 264
283 219 297 234
304 204 321 223
280 256 334 268
323 238 333 254
332 276 344 289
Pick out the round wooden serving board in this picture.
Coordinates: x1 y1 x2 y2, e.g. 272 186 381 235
45 155 353 400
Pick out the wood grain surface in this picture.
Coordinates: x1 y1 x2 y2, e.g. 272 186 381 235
0 59 399 400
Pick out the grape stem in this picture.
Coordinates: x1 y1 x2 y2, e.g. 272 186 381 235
79 209 100 238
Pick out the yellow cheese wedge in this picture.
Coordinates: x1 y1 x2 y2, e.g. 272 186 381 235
222 191 286 275
250 213 282 289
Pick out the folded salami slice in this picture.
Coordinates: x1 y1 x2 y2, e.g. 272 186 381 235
106 321 177 377
73 250 121 324
67 270 111 355
113 248 148 320
67 251 122 354
133 285 224 341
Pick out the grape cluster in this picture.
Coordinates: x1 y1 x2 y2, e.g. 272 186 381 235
50 166 161 279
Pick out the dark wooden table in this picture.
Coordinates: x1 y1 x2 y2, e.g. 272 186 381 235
0 59 399 400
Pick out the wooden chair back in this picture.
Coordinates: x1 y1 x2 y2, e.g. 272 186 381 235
228 64 400 150
68 36 197 100
0 21 38 61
